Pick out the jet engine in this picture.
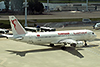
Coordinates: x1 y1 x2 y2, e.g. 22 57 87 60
70 41 83 47
76 41 84 47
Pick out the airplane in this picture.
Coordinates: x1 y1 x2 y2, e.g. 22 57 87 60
2 16 96 50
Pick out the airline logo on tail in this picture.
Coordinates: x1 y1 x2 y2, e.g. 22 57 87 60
11 19 17 30
9 16 26 35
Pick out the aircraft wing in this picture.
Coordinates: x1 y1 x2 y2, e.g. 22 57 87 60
59 39 77 44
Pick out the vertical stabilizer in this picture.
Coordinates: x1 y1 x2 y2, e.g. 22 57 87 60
9 16 26 35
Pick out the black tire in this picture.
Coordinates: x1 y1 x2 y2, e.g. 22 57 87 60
61 46 66 50
50 44 54 47
70 43 76 47
84 40 87 47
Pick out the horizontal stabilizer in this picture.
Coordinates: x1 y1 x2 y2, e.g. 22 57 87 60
2 34 13 38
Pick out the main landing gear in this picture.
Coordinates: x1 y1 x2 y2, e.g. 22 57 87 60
61 43 66 50
50 44 54 47
50 43 76 50
84 40 87 47
61 46 66 50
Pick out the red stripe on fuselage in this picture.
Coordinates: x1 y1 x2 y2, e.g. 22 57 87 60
37 34 40 37
58 33 70 35
58 32 87 35
73 32 87 35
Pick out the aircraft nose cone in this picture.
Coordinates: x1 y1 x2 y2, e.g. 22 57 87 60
93 34 96 39
94 34 97 37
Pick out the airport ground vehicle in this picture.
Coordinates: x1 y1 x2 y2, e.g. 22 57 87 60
82 18 91 23
0 28 9 34
25 27 56 32
93 23 100 30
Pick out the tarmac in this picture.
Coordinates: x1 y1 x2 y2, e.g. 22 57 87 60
0 11 100 20
0 11 100 67
0 26 100 67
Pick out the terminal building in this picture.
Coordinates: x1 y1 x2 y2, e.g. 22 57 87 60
43 3 100 11
0 1 5 11
0 0 100 13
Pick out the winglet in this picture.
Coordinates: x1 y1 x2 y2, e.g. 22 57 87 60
9 16 26 35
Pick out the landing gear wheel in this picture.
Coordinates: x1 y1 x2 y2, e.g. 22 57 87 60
84 40 87 47
61 46 66 50
70 43 76 48
50 44 54 47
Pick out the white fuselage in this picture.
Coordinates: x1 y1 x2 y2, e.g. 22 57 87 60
12 30 96 44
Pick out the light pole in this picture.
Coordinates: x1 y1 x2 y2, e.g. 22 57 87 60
25 0 27 27
47 0 49 12
86 0 88 11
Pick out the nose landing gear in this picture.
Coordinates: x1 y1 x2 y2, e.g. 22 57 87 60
50 44 54 47
84 40 87 47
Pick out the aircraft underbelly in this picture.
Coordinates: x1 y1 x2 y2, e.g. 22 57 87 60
33 37 66 44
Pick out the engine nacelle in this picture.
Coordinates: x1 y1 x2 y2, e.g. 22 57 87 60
76 41 84 47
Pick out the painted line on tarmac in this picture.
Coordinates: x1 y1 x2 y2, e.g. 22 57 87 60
86 48 100 56
0 58 7 65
